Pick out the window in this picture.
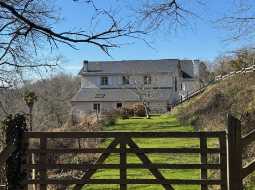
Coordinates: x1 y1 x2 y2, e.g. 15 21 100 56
174 77 178 92
95 94 105 98
100 76 108 86
144 75 152 85
122 76 130 85
93 103 101 113
116 103 122 109
146 92 152 98
182 83 185 91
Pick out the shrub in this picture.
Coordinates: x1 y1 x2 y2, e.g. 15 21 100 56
46 114 102 189
119 107 133 119
48 114 102 156
102 115 117 126
133 104 146 117
101 110 119 126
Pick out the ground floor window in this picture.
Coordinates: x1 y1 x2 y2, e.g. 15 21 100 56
182 82 185 91
93 103 101 113
116 102 122 109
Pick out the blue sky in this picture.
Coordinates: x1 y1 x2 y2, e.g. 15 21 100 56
52 0 247 74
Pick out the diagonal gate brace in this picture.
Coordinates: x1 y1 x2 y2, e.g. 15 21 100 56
73 138 120 190
126 138 175 190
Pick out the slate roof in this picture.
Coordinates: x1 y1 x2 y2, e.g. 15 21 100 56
72 88 172 102
79 59 185 75
182 71 193 79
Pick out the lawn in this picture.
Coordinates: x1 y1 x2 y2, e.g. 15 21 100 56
82 114 220 190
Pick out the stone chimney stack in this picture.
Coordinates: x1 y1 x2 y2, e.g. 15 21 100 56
193 59 201 78
83 60 88 72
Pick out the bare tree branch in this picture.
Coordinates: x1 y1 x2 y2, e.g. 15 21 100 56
137 0 200 31
217 0 255 42
0 0 146 88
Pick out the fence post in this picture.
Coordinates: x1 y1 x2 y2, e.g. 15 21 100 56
227 114 243 190
4 114 28 190
220 133 228 190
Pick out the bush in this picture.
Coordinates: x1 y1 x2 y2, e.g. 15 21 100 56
101 110 119 126
119 107 133 119
47 114 103 189
133 104 146 117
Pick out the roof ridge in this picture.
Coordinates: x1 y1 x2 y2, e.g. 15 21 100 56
88 59 181 63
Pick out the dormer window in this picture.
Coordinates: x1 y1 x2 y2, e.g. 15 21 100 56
100 76 108 86
144 75 152 85
122 76 130 85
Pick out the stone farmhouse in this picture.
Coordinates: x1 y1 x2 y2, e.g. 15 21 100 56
71 59 206 117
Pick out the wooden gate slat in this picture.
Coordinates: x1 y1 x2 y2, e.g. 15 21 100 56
39 137 47 190
26 178 224 185
26 163 222 170
120 139 127 190
200 136 208 190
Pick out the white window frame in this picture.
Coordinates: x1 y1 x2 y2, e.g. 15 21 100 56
122 76 130 85
100 76 108 86
93 103 101 113
144 75 152 85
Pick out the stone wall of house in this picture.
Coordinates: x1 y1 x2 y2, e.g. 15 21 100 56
149 101 168 113
71 100 168 120
80 73 176 89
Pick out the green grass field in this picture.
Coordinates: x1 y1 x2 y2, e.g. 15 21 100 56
82 114 220 190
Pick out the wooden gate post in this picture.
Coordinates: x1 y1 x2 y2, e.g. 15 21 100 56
227 114 242 190
4 114 28 190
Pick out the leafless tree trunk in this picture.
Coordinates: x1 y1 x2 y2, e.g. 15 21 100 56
142 100 151 119
131 75 160 119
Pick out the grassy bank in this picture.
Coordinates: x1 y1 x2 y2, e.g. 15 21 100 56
82 114 219 190
174 73 255 189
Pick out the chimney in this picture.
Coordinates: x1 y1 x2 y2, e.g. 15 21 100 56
83 60 88 72
193 59 200 77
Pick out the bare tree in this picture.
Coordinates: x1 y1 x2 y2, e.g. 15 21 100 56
213 47 255 75
131 74 163 119
0 74 80 131
0 0 146 87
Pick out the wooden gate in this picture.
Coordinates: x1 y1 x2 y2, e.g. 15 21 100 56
2 114 255 189
23 131 228 190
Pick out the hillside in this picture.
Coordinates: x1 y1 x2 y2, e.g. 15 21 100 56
0 74 80 131
174 72 255 188
175 72 255 132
